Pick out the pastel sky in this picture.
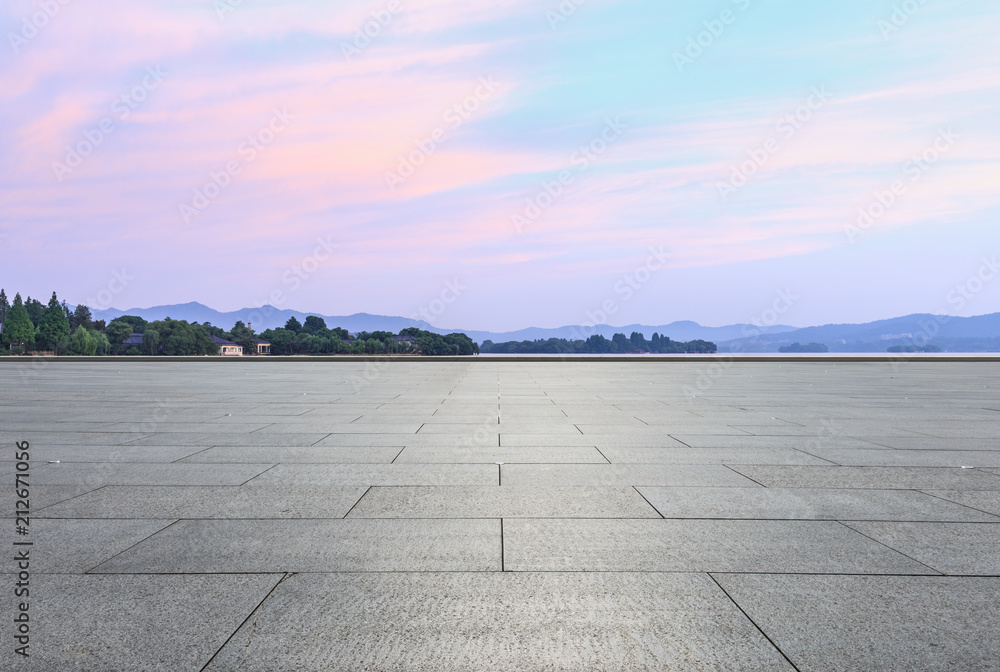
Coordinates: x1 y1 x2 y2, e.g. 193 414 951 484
2 0 999 331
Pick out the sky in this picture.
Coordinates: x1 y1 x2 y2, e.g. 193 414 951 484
1 0 999 332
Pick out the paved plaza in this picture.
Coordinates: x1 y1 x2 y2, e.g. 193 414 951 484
2 359 1000 671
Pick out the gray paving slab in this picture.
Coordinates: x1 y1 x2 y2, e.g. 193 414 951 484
923 489 1000 516
0 573 282 671
203 572 793 671
92 519 500 573
177 445 403 463
668 434 886 449
0 483 103 509
501 433 689 447
844 521 1000 575
128 432 331 446
0 431 153 445
636 487 997 521
851 436 1000 450
503 519 933 573
711 574 1000 672
392 445 608 463
37 485 368 519
347 486 660 518
248 463 498 486
726 465 1000 490
30 462 273 486
500 463 761 487
598 446 832 465
805 447 1000 467
13 444 207 463
26 518 174 572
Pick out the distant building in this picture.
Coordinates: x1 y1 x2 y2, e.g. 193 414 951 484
254 338 271 355
123 333 144 348
211 334 243 356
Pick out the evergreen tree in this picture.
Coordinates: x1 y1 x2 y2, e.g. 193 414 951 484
0 289 8 328
2 294 35 351
23 296 44 327
70 304 93 331
38 292 72 351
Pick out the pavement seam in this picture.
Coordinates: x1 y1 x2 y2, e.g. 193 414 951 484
198 572 290 672
835 520 946 576
707 573 802 671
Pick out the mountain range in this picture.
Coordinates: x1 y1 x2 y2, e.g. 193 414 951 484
89 302 1000 352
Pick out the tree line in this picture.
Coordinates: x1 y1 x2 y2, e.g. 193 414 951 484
480 331 716 354
0 290 478 356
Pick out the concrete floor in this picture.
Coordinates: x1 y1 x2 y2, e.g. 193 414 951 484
2 359 999 671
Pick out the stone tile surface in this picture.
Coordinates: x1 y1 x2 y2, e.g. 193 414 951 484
5 359 1000 669
712 574 1000 672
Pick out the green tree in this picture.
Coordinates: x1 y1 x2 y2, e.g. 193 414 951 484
110 315 147 333
142 329 160 355
93 330 111 356
229 321 257 355
105 321 133 353
70 304 93 331
24 296 44 327
37 292 71 352
0 289 9 327
65 325 97 356
284 316 302 333
3 294 35 352
302 315 328 335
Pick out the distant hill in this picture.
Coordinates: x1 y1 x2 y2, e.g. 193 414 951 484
718 313 1000 353
89 302 796 343
88 302 1000 352
91 302 439 335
